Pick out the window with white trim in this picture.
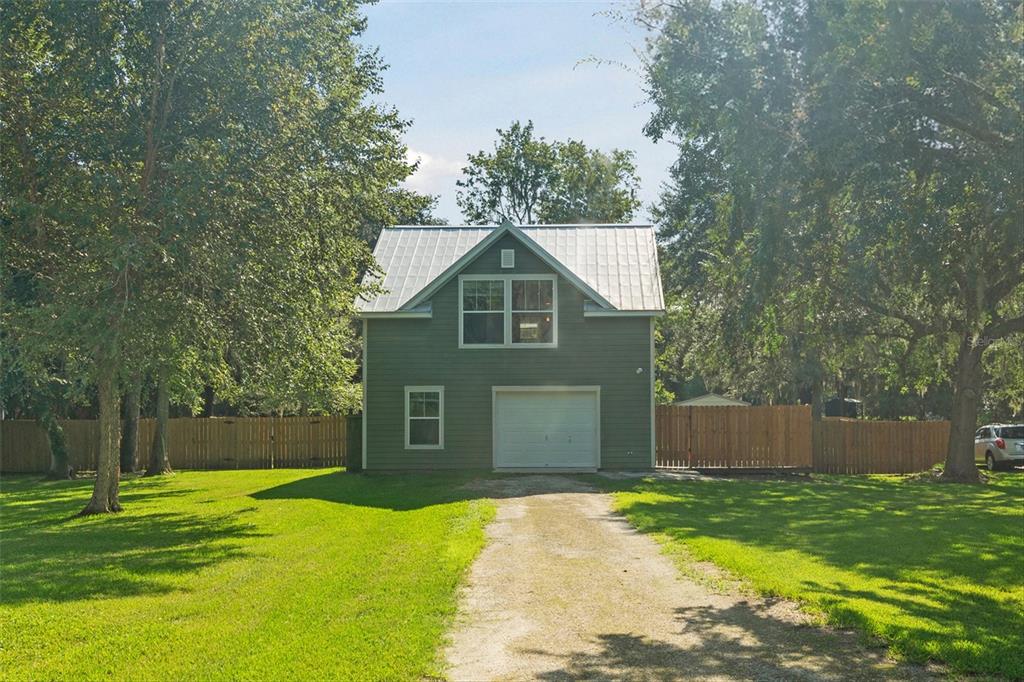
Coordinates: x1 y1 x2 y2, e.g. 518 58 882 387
461 279 505 345
459 275 557 348
405 386 443 449
512 279 554 344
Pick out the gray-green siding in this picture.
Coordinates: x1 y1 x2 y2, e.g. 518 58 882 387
364 234 653 469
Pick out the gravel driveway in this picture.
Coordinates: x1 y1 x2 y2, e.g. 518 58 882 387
444 475 932 681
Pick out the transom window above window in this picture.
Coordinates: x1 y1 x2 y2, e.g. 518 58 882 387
405 386 443 449
459 275 558 348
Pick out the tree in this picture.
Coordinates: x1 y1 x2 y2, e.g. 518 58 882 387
2 0 415 511
540 141 640 224
457 120 640 224
642 0 1022 481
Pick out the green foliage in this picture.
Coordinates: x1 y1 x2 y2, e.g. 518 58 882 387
643 1 1023 432
457 120 640 224
2 0 417 419
0 470 494 679
605 474 1024 677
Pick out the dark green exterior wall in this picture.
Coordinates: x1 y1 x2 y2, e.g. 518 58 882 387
364 233 653 469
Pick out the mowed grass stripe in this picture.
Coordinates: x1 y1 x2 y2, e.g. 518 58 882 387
603 473 1024 678
0 470 494 681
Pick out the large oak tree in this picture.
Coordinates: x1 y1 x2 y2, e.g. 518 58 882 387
642 0 1022 481
2 0 416 511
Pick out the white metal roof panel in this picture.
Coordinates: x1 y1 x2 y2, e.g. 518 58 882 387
358 224 664 313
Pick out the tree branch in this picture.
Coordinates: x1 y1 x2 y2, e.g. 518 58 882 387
986 314 1024 339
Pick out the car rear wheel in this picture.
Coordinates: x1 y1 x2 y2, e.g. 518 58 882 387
986 452 997 471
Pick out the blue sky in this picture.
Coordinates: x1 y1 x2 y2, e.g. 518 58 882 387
358 1 676 223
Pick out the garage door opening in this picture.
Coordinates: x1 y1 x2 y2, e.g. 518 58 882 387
492 387 600 470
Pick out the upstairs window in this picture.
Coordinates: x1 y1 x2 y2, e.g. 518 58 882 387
459 275 557 348
461 279 505 346
512 279 554 344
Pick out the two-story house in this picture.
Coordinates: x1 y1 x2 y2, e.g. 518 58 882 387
357 222 664 471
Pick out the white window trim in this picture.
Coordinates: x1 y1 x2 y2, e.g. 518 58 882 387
404 385 444 450
458 274 558 349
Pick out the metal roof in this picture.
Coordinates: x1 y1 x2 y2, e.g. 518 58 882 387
358 224 665 313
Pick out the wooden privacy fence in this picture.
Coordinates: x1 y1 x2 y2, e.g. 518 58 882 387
656 405 813 469
0 416 357 474
813 417 949 474
656 405 950 474
3 409 950 475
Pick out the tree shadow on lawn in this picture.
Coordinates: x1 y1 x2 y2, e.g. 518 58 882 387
250 469 598 510
603 474 1024 676
1 476 262 606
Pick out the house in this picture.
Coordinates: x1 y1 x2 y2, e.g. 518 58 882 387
357 222 665 471
672 393 750 407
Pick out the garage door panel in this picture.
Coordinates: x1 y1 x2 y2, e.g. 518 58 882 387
494 389 599 469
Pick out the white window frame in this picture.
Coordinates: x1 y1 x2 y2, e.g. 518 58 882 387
458 274 558 349
458 276 507 349
404 385 444 450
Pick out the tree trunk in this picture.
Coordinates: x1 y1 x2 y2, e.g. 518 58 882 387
42 407 73 480
810 378 825 421
80 363 122 514
146 376 173 476
941 336 984 483
119 374 142 473
202 384 215 417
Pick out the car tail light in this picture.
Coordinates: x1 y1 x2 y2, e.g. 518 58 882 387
995 437 1006 449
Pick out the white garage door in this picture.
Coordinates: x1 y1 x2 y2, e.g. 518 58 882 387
493 388 599 469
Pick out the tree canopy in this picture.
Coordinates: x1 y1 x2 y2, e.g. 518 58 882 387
642 0 1023 480
2 0 418 510
457 120 641 224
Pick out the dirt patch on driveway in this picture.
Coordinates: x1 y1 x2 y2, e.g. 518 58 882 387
445 475 933 681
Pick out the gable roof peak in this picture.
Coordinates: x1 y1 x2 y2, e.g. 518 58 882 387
360 223 664 313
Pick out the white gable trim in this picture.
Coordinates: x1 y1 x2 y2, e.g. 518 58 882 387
399 225 512 311
400 223 616 312
507 226 614 309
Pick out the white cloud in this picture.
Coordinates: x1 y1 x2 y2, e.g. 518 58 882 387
404 148 465 195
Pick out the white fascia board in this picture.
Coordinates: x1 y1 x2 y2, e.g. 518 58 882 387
357 311 432 319
583 310 665 318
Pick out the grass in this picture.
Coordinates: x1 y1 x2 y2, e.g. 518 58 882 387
599 472 1024 678
0 469 494 681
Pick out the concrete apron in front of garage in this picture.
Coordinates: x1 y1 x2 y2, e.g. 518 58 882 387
445 475 934 681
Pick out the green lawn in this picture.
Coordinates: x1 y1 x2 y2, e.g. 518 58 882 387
601 472 1024 678
0 470 494 681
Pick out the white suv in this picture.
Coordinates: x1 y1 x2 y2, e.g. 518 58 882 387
975 424 1024 471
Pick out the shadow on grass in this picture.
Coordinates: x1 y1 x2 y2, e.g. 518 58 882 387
250 469 598 510
600 474 1024 677
1 476 262 605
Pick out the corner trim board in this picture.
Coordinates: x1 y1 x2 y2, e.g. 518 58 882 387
650 317 656 468
361 318 368 471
